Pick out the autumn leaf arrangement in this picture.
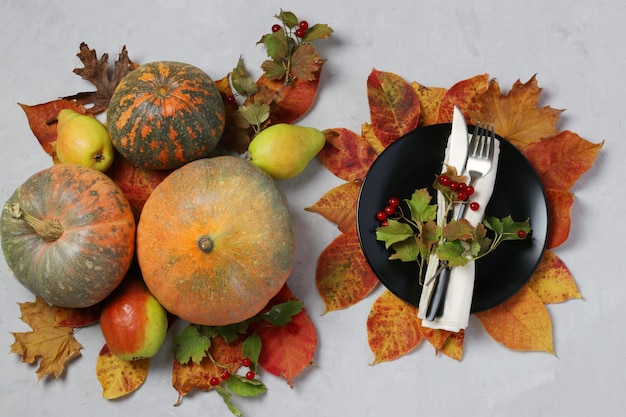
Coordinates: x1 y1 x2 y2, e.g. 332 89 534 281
11 10 332 415
307 70 603 362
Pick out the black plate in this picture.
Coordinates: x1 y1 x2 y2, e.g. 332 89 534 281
356 124 549 313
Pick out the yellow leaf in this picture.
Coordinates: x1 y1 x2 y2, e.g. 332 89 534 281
528 250 582 303
361 122 386 154
10 296 83 381
475 286 555 354
367 290 423 364
96 344 150 400
438 330 464 361
305 181 361 232
412 82 446 127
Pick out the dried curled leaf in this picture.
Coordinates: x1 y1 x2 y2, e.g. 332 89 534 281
10 297 83 380
96 344 150 400
62 42 138 114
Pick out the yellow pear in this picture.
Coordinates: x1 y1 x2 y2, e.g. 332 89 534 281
247 123 326 180
55 109 115 172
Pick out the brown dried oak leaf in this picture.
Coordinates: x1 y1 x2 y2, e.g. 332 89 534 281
63 42 137 114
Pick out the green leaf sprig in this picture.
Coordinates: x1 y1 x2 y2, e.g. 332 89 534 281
375 166 531 284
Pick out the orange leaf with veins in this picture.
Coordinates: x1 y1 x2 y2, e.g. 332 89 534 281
528 250 582 303
522 130 604 191
437 73 489 123
317 128 377 181
316 228 379 313
96 344 150 399
438 330 464 361
10 297 83 380
367 69 420 148
476 285 555 354
544 188 574 249
367 290 423 364
412 82 447 127
305 181 361 232
467 75 563 149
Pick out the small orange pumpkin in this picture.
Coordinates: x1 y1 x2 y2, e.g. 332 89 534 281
0 164 136 308
136 156 296 326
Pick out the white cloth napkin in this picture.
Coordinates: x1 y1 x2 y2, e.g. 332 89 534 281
417 133 500 332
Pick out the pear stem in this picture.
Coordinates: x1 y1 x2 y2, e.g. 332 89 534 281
4 202 64 242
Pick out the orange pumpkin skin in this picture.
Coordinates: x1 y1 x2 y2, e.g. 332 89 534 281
107 61 226 170
136 156 295 326
0 164 136 308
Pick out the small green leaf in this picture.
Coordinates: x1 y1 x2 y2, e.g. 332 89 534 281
242 334 262 372
290 44 323 81
302 23 334 42
238 102 270 127
215 385 243 417
389 237 419 262
442 218 475 241
225 374 268 397
262 300 303 326
483 216 503 235
261 59 288 80
212 322 250 344
231 56 258 97
437 241 471 267
375 219 415 249
499 216 531 241
174 325 212 364
259 30 288 61
406 188 437 223
276 10 298 28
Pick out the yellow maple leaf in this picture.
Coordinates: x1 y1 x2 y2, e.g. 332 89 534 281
10 296 83 381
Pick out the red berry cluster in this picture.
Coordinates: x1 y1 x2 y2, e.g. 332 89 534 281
242 357 256 380
438 174 480 212
375 197 400 226
271 20 309 37
208 357 255 386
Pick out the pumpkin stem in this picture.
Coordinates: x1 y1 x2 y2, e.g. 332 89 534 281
3 202 64 242
198 235 213 253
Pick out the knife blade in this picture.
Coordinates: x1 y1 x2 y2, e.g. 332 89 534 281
424 105 468 321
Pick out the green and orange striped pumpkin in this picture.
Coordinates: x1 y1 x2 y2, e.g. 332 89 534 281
107 61 225 170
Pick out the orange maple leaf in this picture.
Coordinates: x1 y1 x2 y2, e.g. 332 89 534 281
475 286 555 354
10 297 83 380
315 228 379 313
96 344 150 399
467 75 563 149
305 181 361 232
367 289 423 364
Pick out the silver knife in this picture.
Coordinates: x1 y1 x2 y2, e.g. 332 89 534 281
425 105 468 321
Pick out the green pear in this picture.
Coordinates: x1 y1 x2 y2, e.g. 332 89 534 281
247 123 326 180
55 109 115 172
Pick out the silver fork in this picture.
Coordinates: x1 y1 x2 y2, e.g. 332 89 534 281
424 122 496 321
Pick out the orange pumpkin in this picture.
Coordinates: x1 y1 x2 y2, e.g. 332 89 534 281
0 164 136 308
136 156 296 326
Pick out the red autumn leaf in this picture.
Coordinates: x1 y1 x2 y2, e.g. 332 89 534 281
544 187 574 249
257 69 322 125
305 181 361 232
173 336 243 401
436 73 489 123
19 100 87 157
253 285 317 388
412 81 447 127
467 75 563 149
53 304 101 328
317 128 378 181
96 344 150 400
107 153 171 215
528 250 582 304
367 290 423 364
522 130 604 191
367 69 420 147
316 228 379 313
361 122 386 154
475 285 555 354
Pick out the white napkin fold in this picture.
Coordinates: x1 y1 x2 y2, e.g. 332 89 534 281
417 133 500 332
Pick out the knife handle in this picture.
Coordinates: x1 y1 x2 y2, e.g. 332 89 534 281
425 265 450 321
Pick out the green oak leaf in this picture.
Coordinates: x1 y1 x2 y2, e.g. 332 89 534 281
406 188 437 223
174 325 212 364
376 219 415 249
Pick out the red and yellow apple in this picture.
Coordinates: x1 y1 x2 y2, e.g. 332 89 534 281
99 274 168 361
55 109 115 172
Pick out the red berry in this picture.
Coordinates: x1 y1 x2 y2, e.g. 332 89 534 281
221 371 231 380
376 211 387 221
245 370 255 380
388 197 400 207
450 181 460 191
384 205 395 216
439 175 452 186
299 20 309 31
457 191 468 201
469 202 480 211
517 230 527 238
225 95 236 106
210 377 220 386
381 220 388 227
466 185 475 196
271 24 281 33
241 357 252 367
295 28 305 37
458 183 467 192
